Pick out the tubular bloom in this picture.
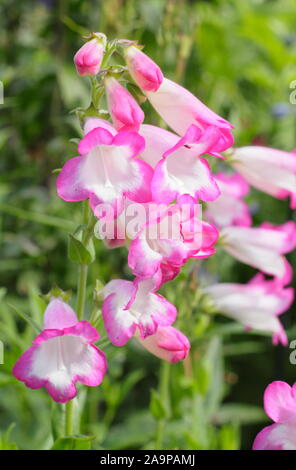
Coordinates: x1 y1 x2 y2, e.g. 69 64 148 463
231 146 296 209
105 76 144 131
101 277 177 346
206 172 252 228
145 77 234 154
124 45 163 92
13 299 107 403
128 203 219 280
74 34 106 76
204 274 293 345
57 125 153 215
253 381 296 450
139 123 220 203
137 326 190 363
220 221 296 285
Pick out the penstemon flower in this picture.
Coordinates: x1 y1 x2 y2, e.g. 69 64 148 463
145 77 234 154
13 299 107 403
220 221 296 285
147 124 222 204
101 277 177 346
253 381 296 450
57 125 153 216
231 146 296 209
138 123 220 203
136 326 190 363
206 172 252 228
204 273 293 345
128 203 219 280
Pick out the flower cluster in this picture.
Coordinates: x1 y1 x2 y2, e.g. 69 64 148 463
13 32 296 450
56 39 230 366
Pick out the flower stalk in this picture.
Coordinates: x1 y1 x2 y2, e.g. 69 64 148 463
155 361 171 449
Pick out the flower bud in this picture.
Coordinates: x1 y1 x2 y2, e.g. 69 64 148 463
124 45 163 92
105 76 144 131
74 34 106 76
137 326 190 363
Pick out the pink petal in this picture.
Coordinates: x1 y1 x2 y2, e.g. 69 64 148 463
43 299 78 329
128 236 163 279
78 127 114 155
56 156 89 202
84 117 117 136
264 381 296 424
113 131 145 158
253 423 296 450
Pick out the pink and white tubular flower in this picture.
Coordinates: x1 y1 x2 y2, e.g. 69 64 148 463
145 78 234 154
105 76 144 132
128 203 219 280
253 381 296 450
231 146 296 209
56 125 153 216
13 299 107 403
95 197 156 249
220 221 296 285
96 200 183 282
101 277 177 346
205 172 252 229
74 34 106 76
139 124 220 203
137 326 190 363
124 45 163 92
204 273 293 345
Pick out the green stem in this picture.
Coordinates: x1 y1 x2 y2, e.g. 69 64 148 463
76 264 88 320
75 201 96 320
101 43 116 69
65 400 74 436
155 361 171 450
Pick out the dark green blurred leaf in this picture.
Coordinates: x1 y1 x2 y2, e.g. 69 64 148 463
149 389 168 420
51 435 95 450
68 234 94 265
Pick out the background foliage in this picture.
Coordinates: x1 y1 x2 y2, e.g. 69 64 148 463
0 0 295 450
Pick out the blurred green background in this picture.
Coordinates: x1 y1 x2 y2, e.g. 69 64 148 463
0 0 295 450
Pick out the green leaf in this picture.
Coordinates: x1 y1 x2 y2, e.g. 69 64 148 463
213 404 267 425
194 361 210 396
8 303 41 333
51 435 95 450
0 202 75 231
56 65 89 108
149 389 168 420
0 424 19 450
218 423 241 450
68 234 94 265
120 370 144 402
102 411 154 450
